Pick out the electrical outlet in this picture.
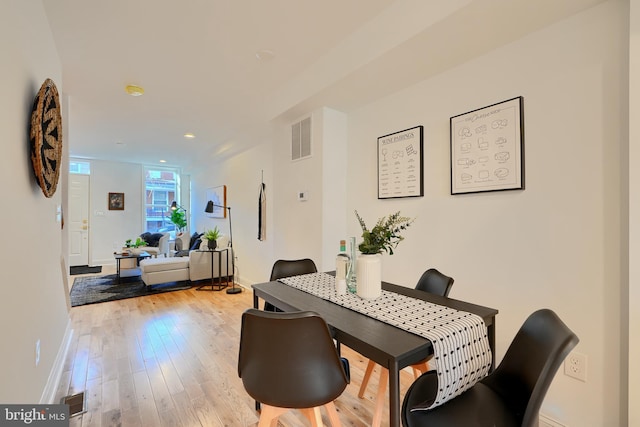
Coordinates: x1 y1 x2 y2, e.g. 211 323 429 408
35 339 41 367
564 351 587 382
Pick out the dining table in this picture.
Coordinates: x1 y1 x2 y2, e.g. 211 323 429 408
252 275 498 427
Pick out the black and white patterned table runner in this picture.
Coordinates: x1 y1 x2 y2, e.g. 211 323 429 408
279 272 492 409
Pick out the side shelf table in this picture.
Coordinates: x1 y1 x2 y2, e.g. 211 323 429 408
114 251 151 284
195 247 232 291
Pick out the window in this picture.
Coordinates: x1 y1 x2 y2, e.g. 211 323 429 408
69 160 90 175
144 167 180 238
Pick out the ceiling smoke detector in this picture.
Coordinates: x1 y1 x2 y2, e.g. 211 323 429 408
255 49 275 61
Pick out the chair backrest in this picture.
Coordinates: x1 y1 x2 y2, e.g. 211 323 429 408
414 268 454 297
270 258 317 281
157 233 170 256
481 309 579 427
238 309 348 408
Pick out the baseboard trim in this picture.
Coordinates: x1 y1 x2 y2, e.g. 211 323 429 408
40 320 74 404
539 413 566 427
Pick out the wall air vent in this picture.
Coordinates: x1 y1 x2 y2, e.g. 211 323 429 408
291 117 311 161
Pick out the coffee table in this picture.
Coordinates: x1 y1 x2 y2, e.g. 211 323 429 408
114 251 151 283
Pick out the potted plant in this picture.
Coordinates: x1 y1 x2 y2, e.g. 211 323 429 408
123 237 147 254
203 227 220 250
354 210 413 299
169 208 187 234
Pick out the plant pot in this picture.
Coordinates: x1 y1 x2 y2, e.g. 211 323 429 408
208 239 217 250
356 253 382 299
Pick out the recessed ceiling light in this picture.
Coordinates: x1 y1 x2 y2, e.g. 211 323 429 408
159 159 167 163
184 133 195 139
255 49 275 61
125 84 144 96
115 141 126 146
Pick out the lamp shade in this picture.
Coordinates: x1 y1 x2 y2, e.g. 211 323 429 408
171 201 178 210
205 200 214 213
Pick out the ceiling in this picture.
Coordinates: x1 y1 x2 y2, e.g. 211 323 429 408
42 0 606 171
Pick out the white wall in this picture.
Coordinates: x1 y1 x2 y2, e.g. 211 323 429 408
190 141 275 285
629 0 639 425
89 160 144 264
346 2 625 425
188 108 348 285
189 1 628 425
320 108 349 272
78 160 191 265
0 1 70 403
272 112 324 265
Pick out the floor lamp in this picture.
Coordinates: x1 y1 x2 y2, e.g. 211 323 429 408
205 200 241 294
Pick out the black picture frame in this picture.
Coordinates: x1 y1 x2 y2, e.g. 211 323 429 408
377 126 424 199
108 192 124 210
450 97 524 195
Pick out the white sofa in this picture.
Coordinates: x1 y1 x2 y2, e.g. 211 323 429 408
139 235 233 286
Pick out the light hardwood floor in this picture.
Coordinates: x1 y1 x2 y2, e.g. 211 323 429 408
58 270 417 426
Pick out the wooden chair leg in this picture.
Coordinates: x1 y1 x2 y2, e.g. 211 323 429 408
324 401 342 426
300 408 323 427
371 367 389 427
412 361 430 379
362 359 431 427
257 404 289 427
358 359 377 398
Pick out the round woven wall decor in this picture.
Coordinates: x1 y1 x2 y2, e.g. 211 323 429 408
30 78 63 198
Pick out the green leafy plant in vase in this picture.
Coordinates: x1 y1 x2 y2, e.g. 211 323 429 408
203 226 220 250
123 237 147 254
133 237 147 248
355 210 414 255
169 208 187 233
354 210 414 299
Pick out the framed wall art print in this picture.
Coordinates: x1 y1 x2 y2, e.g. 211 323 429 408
108 192 124 210
377 126 424 199
450 97 524 195
205 185 227 218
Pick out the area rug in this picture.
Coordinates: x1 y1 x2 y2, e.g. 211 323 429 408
70 274 191 307
70 265 102 275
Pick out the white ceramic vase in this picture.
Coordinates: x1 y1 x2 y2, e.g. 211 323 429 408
356 253 382 299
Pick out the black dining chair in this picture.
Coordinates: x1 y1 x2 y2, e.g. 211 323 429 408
264 258 317 312
401 308 579 427
238 308 349 427
265 257 351 383
358 268 454 427
414 268 455 296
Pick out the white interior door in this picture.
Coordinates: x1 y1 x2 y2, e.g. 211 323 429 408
69 174 90 266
